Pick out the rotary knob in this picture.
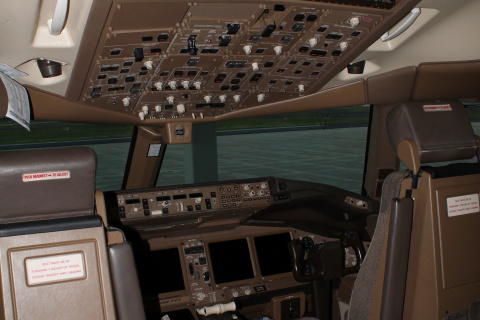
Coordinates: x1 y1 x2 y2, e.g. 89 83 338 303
243 45 252 55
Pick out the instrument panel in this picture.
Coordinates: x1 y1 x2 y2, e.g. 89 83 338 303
116 179 271 220
106 177 377 319
79 0 408 122
135 225 360 319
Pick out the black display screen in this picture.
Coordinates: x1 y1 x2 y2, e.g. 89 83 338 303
208 238 255 284
254 233 293 277
136 248 185 295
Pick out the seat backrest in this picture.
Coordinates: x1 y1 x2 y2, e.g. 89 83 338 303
348 101 480 320
0 147 116 319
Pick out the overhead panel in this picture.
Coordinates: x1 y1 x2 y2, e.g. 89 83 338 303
78 0 407 122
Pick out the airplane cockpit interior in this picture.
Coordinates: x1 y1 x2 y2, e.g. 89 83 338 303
1 0 480 319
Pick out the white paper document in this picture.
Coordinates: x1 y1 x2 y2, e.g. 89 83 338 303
0 63 30 130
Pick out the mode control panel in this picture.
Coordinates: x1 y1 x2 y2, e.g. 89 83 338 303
116 179 272 220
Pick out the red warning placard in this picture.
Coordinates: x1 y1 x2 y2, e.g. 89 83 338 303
25 252 86 286
447 194 480 217
22 170 70 182
423 104 452 112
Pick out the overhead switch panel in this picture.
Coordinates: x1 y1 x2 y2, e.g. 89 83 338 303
79 1 398 121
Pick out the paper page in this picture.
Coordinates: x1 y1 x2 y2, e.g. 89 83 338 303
0 71 30 130
0 62 27 79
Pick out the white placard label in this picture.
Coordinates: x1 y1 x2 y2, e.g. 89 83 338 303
423 104 452 112
22 170 70 182
447 194 479 217
147 143 162 157
25 253 86 286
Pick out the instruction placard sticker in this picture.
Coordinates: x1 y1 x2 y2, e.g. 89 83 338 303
447 194 479 217
25 252 86 286
22 170 70 182
423 104 452 112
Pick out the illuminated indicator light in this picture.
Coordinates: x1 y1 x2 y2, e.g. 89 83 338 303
310 50 327 57
299 46 309 53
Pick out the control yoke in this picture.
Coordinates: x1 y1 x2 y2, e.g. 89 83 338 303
288 230 365 283
288 231 366 319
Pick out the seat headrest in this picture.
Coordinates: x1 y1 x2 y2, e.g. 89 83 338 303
386 101 478 173
0 147 97 224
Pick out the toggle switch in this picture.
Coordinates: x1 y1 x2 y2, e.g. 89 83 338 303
181 80 190 89
243 45 252 55
122 97 130 107
168 81 177 90
177 104 186 114
144 60 153 70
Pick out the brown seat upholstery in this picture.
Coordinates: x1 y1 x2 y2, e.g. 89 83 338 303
0 147 117 319
348 101 480 320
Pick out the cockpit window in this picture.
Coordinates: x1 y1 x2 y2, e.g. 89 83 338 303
156 106 370 193
466 102 480 135
217 106 370 192
0 120 133 190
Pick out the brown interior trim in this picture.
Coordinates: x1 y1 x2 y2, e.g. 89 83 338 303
367 66 417 105
27 86 141 125
411 59 480 101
